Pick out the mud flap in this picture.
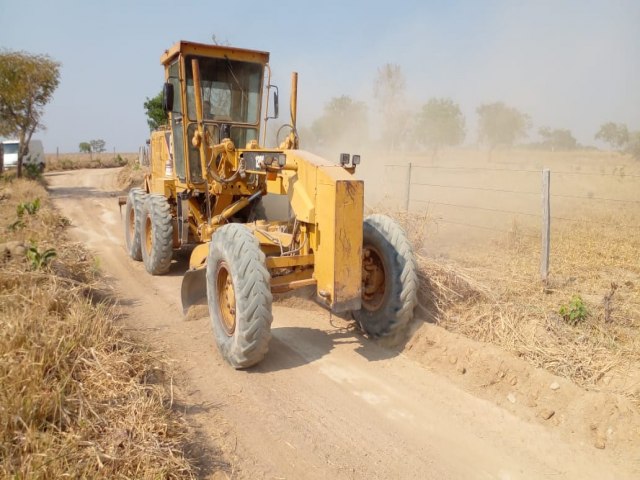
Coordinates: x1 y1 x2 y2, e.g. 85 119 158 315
181 267 207 314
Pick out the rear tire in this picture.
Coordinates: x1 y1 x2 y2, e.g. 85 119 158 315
206 224 273 368
352 214 418 340
141 194 174 275
124 188 145 261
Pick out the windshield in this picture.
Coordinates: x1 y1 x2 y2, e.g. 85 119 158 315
3 143 18 154
186 56 263 124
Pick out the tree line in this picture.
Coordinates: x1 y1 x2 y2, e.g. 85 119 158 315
301 63 640 159
141 62 638 159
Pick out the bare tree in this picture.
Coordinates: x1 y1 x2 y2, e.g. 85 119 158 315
373 63 407 150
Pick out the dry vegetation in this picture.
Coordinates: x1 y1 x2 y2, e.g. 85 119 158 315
116 162 147 191
391 184 640 406
45 152 137 171
0 178 197 478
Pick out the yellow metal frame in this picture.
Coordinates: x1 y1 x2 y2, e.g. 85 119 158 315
148 40 364 313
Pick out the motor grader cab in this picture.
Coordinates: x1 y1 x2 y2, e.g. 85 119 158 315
122 40 418 368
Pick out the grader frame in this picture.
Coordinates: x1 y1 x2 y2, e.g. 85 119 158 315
122 40 418 368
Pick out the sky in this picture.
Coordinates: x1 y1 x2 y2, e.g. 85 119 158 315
1 0 639 152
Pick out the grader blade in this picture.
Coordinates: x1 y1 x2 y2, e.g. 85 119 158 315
181 267 207 314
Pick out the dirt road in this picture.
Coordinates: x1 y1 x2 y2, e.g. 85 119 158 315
47 168 634 479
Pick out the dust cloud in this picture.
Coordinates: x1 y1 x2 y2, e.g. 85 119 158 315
274 2 640 257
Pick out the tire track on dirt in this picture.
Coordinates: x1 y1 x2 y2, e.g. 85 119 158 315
46 168 634 480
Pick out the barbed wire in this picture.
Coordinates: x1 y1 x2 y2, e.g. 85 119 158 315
405 181 639 204
411 199 540 217
384 164 640 178
431 218 538 238
409 199 640 229
409 182 540 195
550 193 640 204
385 164 539 174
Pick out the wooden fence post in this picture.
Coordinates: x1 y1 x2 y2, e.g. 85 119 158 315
541 168 551 282
405 162 412 212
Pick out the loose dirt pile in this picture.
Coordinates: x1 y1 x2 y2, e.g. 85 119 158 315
400 210 640 402
388 208 640 454
0 178 198 478
116 162 147 191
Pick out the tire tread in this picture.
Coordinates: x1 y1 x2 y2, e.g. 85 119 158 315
206 224 273 368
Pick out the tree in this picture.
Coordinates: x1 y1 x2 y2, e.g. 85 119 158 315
626 131 640 161
538 127 577 151
144 91 168 130
595 122 629 151
414 98 465 154
373 63 407 149
476 102 530 149
0 50 60 177
79 142 91 153
310 95 368 149
89 139 106 153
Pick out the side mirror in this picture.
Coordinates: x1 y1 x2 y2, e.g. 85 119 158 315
266 85 279 120
273 89 279 119
162 82 174 113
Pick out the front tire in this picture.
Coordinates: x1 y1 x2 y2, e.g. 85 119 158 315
141 194 174 275
353 214 418 340
206 224 273 368
124 188 145 261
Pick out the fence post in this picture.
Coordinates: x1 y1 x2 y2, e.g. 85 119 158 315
541 168 551 282
405 162 412 212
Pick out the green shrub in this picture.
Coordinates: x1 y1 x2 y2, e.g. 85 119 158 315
26 244 56 270
559 295 589 325
24 162 43 179
17 198 41 217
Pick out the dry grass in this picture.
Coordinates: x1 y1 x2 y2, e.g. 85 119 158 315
45 152 137 171
116 162 147 191
0 177 198 478
391 208 640 404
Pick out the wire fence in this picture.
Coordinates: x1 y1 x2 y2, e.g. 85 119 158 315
381 160 640 273
384 163 640 227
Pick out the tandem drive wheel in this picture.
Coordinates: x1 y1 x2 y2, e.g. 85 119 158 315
140 194 174 275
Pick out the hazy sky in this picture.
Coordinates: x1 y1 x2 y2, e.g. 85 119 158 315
1 0 638 152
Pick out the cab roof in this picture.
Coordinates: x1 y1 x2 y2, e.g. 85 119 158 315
161 40 270 66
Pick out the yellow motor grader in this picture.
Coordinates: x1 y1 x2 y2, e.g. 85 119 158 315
122 40 417 368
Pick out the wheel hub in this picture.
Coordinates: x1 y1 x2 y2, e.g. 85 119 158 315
127 207 136 243
361 246 386 311
216 262 236 335
144 216 153 253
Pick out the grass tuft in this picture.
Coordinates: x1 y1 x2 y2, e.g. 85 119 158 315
0 178 197 478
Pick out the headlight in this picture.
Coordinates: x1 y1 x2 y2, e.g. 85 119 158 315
340 153 350 166
351 154 361 165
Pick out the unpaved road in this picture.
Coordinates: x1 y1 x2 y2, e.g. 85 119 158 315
48 168 634 479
